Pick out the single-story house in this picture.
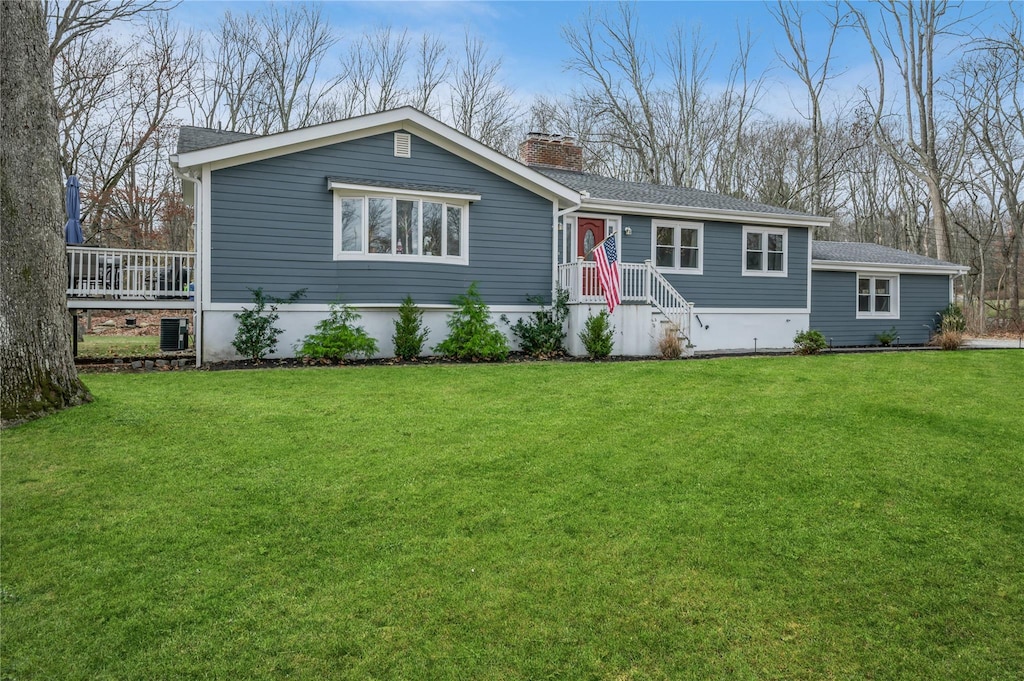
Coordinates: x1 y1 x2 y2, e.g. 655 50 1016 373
169 107 966 363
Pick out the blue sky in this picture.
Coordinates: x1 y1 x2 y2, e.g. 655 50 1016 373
173 1 1012 119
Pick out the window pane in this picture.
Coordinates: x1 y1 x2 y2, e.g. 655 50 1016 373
680 248 698 269
396 200 418 255
875 295 890 312
679 228 698 248
656 227 675 247
767 233 784 252
859 295 871 312
859 278 870 295
875 279 890 295
368 198 392 254
422 201 442 256
746 251 762 271
656 246 675 268
446 206 462 257
746 232 762 252
341 198 362 252
767 252 784 271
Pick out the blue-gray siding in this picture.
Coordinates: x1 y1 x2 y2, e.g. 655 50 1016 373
210 132 554 305
810 270 951 345
617 214 809 308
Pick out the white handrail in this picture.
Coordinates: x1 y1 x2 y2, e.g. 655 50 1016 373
67 246 195 300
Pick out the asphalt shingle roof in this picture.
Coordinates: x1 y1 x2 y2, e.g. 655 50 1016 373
176 126 260 154
536 167 816 218
812 241 963 268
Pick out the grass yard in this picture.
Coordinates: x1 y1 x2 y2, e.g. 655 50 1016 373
76 334 160 358
2 352 1023 679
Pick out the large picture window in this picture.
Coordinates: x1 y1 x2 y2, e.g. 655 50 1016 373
334 191 470 264
653 220 703 274
742 226 788 276
856 274 899 319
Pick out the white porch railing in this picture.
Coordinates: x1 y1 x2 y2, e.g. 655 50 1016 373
67 246 195 300
557 259 694 348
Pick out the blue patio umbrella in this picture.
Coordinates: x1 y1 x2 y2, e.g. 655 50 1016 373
64 175 84 244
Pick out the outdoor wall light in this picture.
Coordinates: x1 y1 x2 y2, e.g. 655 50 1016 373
624 227 632 236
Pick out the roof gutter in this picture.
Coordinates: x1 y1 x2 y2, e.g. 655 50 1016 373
580 196 831 229
813 259 968 276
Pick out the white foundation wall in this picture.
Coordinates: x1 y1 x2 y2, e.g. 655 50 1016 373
200 306 540 362
201 305 809 362
687 309 809 352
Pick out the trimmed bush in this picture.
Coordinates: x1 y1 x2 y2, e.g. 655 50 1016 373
392 295 428 360
579 310 615 359
233 287 306 361
793 329 827 355
877 326 899 346
435 283 510 361
297 303 378 362
503 289 569 358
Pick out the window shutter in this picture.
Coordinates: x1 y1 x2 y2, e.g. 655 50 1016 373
394 132 411 158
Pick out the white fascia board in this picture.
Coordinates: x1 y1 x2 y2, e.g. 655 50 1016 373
326 180 481 202
812 260 967 275
205 302 545 313
174 107 581 207
580 197 831 229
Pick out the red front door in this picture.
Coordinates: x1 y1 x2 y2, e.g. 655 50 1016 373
577 217 605 296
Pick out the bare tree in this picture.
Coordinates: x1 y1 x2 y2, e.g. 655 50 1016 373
949 5 1023 324
848 0 973 260
412 33 449 116
2 0 91 426
45 0 167 61
344 25 411 116
248 2 343 133
449 32 521 153
190 11 264 131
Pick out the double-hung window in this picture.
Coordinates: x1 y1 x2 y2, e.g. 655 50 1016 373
331 181 476 264
653 220 703 274
743 226 787 276
856 274 899 319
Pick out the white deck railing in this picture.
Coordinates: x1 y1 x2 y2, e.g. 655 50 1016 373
558 259 693 347
67 246 195 300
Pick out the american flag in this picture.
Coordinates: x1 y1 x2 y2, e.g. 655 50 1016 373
593 234 621 313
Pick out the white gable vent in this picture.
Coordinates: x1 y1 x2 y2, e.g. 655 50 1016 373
394 132 411 158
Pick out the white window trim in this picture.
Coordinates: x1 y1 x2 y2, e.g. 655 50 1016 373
563 213 621 263
742 226 788 277
332 189 470 265
855 272 900 320
652 219 703 275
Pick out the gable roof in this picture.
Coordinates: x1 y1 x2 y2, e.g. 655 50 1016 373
177 126 260 155
170 107 581 208
812 241 967 274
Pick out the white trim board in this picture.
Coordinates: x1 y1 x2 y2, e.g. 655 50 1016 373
580 197 830 229
813 260 966 275
204 302 547 313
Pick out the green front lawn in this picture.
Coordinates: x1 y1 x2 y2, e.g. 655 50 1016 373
3 353 1023 679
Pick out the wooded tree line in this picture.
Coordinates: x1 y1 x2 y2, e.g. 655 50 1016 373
50 0 1021 330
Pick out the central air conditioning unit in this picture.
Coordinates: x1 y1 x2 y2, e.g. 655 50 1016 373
159 317 189 351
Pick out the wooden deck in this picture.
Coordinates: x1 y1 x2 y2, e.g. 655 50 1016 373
66 246 196 310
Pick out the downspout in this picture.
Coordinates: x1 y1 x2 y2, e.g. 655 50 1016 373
552 196 583 301
172 164 203 368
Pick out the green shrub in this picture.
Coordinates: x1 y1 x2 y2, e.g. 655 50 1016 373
297 303 378 362
392 295 429 360
435 283 510 361
233 287 306 361
793 329 827 355
579 310 615 359
503 289 569 357
937 304 967 333
877 326 899 346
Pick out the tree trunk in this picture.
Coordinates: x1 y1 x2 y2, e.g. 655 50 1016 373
1 0 91 427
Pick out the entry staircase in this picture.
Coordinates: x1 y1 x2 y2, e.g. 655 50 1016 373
557 259 694 355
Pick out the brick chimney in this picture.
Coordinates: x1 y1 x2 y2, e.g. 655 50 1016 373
518 132 583 172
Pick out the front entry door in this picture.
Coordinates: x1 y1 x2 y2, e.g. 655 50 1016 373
577 217 605 297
